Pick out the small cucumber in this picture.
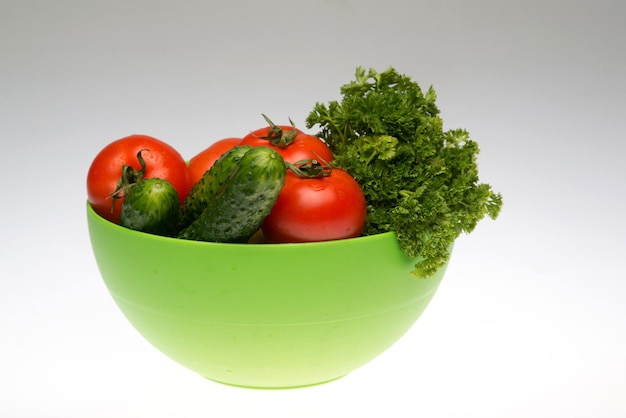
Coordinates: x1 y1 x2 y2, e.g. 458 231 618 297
179 145 253 229
120 178 180 237
178 146 286 243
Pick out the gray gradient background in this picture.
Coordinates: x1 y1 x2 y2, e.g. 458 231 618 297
1 1 625 417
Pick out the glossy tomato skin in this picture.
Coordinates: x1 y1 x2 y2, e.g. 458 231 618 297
187 137 242 186
240 125 334 164
262 169 366 243
87 134 191 224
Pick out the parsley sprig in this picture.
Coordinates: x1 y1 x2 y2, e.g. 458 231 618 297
306 67 503 278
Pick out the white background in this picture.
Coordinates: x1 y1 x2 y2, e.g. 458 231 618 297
1 1 625 417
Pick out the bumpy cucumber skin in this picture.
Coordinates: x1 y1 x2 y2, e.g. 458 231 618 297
179 145 252 229
120 178 180 237
178 146 286 243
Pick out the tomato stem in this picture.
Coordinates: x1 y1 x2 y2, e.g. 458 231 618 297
286 156 333 179
108 149 149 211
258 114 298 148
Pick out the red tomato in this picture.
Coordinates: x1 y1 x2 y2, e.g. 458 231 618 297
262 168 366 243
240 121 334 164
187 137 242 186
87 134 191 224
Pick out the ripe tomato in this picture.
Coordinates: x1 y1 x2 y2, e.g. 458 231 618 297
187 137 242 186
87 134 191 224
240 117 334 164
262 167 366 243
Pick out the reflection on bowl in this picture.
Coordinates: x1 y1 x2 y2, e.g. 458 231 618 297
87 202 451 389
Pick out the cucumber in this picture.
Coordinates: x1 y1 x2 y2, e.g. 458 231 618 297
179 145 253 229
120 178 180 237
178 146 286 243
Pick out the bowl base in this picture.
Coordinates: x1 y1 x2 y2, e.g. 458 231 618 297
206 374 347 390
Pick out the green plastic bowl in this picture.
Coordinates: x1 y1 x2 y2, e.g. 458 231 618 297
87 202 450 389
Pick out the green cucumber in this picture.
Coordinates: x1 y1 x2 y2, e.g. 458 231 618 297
120 178 180 237
179 145 253 229
178 146 286 243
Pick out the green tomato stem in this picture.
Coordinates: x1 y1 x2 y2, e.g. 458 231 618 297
108 149 149 210
259 114 298 148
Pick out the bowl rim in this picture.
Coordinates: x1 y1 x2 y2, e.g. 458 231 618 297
86 200 399 248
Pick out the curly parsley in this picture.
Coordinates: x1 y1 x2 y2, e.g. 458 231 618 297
306 67 503 278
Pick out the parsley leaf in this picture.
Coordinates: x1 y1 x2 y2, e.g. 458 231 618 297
306 67 503 278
